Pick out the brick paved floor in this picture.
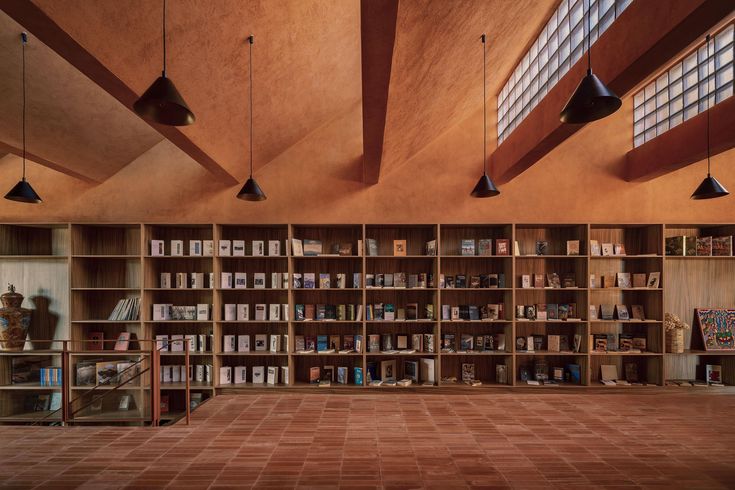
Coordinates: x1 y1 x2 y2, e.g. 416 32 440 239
0 391 733 489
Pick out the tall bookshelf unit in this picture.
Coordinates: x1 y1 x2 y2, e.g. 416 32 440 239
0 222 733 408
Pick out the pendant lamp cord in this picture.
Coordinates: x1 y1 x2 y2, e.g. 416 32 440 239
586 0 591 73
482 33 487 176
706 33 711 177
162 0 167 77
248 35 254 179
21 32 27 181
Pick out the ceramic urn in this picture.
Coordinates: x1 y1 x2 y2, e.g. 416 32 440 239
0 284 31 351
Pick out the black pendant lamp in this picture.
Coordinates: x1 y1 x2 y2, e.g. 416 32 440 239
237 35 267 201
133 0 195 126
691 34 729 200
560 0 621 123
471 34 500 198
5 33 42 204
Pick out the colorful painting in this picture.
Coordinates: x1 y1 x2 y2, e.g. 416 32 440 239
696 309 735 351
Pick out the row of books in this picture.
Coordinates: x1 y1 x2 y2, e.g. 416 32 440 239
38 367 63 386
108 297 140 321
76 360 140 386
592 333 648 352
366 303 431 321
440 365 512 385
23 393 62 413
221 272 288 289
156 334 213 352
441 304 506 321
520 272 577 289
160 272 214 289
220 365 287 385
366 272 433 288
150 239 283 257
458 238 511 256
441 273 505 288
223 303 287 322
516 303 579 321
293 238 355 257
364 358 436 386
598 363 643 385
310 366 363 386
294 304 363 321
440 333 506 353
367 333 435 354
223 334 286 353
295 334 363 354
589 240 628 256
295 272 359 289
161 364 211 383
589 304 646 321
665 235 733 256
531 240 581 256
516 334 582 353
589 271 660 289
520 361 582 384
152 304 210 321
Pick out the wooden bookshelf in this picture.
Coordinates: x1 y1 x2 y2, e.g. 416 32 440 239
0 222 733 403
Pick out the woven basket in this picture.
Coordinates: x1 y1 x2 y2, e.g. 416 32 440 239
667 328 685 354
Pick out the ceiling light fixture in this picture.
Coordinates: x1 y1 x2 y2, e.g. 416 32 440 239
133 0 195 126
471 33 500 198
237 35 267 201
559 0 621 123
691 34 728 200
5 32 42 204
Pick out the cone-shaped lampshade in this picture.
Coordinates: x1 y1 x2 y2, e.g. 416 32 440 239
691 175 729 200
237 177 267 201
4 178 42 203
560 70 621 124
134 75 195 126
470 173 500 198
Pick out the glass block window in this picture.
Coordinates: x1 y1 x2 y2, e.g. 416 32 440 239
633 23 734 147
497 0 633 144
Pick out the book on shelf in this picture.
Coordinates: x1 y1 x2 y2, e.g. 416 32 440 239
108 297 140 321
267 366 278 385
114 332 131 351
613 243 626 255
601 243 613 256
566 240 580 255
291 238 304 256
496 364 507 384
496 239 510 256
712 236 733 256
461 239 475 256
393 239 407 256
696 236 712 256
170 240 184 256
647 272 660 288
478 239 492 256
252 366 265 384
87 332 104 351
303 239 322 256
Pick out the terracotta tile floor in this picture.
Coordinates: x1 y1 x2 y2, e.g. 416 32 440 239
0 391 734 489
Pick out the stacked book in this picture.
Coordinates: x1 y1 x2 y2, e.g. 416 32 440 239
108 297 140 321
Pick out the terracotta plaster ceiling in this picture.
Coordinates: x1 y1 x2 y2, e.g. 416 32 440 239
1 0 556 185
0 10 162 183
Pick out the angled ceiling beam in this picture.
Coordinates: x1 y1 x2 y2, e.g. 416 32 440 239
360 0 399 185
0 140 97 183
625 96 735 182
1 0 238 185
490 0 734 185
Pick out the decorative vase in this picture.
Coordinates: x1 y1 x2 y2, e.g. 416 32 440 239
667 329 685 354
0 284 32 351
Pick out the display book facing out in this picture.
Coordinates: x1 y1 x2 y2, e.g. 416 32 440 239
2 222 733 397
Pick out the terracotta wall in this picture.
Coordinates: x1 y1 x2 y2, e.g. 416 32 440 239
0 96 733 224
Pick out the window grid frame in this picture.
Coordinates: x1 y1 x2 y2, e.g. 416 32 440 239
632 22 734 148
498 0 630 144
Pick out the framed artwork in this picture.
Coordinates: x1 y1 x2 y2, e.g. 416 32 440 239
696 309 735 351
